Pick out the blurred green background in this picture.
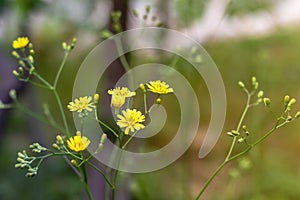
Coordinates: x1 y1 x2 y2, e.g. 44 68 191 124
1 0 300 199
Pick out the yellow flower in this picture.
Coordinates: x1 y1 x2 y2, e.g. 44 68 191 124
146 80 173 94
108 87 136 109
67 135 90 152
67 96 94 112
117 109 145 135
12 37 29 49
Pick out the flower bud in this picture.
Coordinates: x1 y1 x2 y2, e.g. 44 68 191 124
18 152 25 158
12 70 20 77
156 98 162 104
71 159 77 166
284 95 290 105
263 98 270 107
139 84 146 93
56 135 64 144
11 51 20 59
28 55 34 64
18 67 24 75
238 81 245 88
62 42 67 50
295 111 300 118
132 9 139 17
145 5 150 13
100 133 107 144
9 89 17 100
251 76 257 85
29 49 35 56
94 93 100 103
257 90 264 98
18 60 25 67
238 138 245 143
52 143 60 150
70 38 77 49
76 131 81 136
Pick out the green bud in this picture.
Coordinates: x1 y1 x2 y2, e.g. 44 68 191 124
156 98 162 104
251 76 257 86
17 157 25 163
12 70 20 77
238 138 244 143
295 111 300 118
100 30 113 39
18 152 25 158
100 133 107 144
132 9 139 17
52 143 60 150
62 42 67 50
28 55 34 64
143 14 148 20
29 49 35 56
94 93 100 103
286 115 292 121
288 98 296 107
18 60 25 67
227 130 240 137
139 83 146 93
71 159 77 166
29 67 35 75
18 67 24 75
76 131 81 136
195 55 202 63
257 90 264 98
70 38 77 49
56 135 64 144
145 5 150 13
238 81 245 88
227 131 235 137
156 21 163 27
28 43 33 49
11 51 20 59
0 100 4 109
9 89 17 100
263 98 270 107
242 125 247 131
284 95 290 105
97 143 103 151
15 163 22 168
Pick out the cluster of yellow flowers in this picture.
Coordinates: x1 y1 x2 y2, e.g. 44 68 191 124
65 80 173 151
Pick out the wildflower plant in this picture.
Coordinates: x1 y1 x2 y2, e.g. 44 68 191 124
2 13 300 200
2 36 175 199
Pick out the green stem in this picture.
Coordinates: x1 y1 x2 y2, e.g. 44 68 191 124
53 89 70 136
85 161 115 188
54 51 69 89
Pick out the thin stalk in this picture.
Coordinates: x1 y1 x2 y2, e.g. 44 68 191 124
54 51 69 89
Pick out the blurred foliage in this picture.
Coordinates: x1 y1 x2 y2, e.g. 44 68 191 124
226 0 277 16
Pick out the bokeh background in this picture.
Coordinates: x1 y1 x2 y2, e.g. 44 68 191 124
1 0 300 199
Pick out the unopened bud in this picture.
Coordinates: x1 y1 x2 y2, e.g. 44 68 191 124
62 42 67 50
12 70 20 77
76 131 81 136
156 98 162 104
18 67 24 75
56 135 64 144
238 138 245 143
9 89 17 100
28 43 33 49
29 49 35 56
288 98 296 107
263 98 270 107
52 143 60 150
18 60 25 67
28 55 34 64
29 67 35 75
238 81 245 88
11 51 20 59
100 133 107 144
71 159 77 166
295 111 300 118
132 9 139 17
94 93 100 103
145 5 150 13
139 84 146 93
251 76 257 85
257 90 264 98
284 95 290 105
70 38 77 49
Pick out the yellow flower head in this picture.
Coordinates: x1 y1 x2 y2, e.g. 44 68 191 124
12 37 29 49
67 96 94 113
67 135 90 152
108 87 136 109
117 109 145 135
146 80 173 94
